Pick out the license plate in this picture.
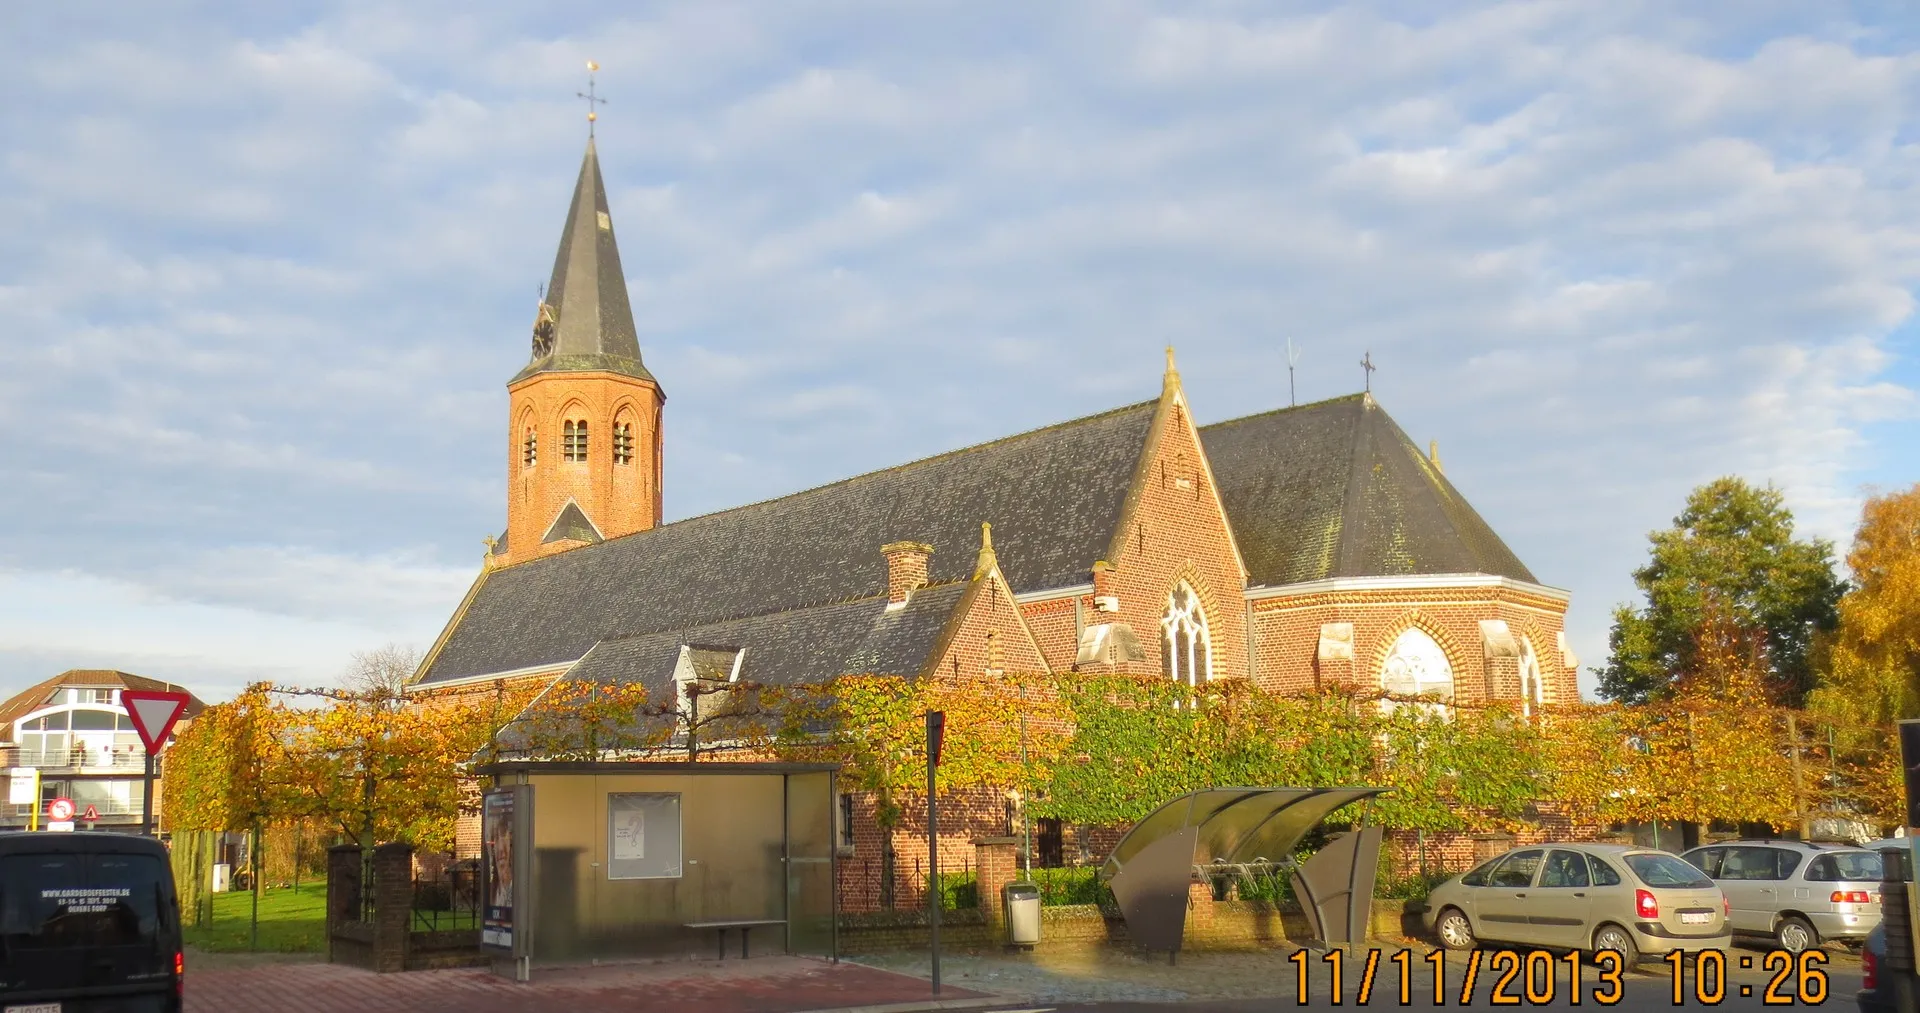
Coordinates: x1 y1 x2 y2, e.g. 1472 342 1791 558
1680 912 1712 925
5 1003 62 1013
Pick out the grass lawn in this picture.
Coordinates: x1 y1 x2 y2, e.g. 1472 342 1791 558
183 882 327 953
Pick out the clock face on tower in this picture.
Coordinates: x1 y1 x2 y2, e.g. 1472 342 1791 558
531 301 556 358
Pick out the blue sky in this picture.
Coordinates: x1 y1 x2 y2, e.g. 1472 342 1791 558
1 1 1915 701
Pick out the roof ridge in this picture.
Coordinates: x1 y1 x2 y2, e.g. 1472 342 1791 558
494 398 1159 566
1198 392 1366 432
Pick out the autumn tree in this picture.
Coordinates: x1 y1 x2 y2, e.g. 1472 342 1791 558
775 672 1069 830
1809 483 1920 725
1601 477 1844 706
507 679 664 761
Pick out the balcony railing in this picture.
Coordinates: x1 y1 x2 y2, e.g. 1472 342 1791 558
7 749 148 770
1 799 139 818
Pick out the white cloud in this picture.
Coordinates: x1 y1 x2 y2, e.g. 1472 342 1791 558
0 0 1916 703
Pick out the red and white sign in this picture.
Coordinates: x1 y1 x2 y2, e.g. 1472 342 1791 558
81 804 99 822
47 797 74 822
120 690 191 754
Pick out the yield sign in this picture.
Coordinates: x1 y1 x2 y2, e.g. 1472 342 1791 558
121 691 191 754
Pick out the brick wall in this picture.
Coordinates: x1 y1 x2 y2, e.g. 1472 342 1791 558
1086 392 1250 687
924 569 1049 680
504 369 664 565
1250 585 1574 706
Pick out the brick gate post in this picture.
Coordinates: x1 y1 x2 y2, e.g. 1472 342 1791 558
325 844 362 964
973 836 1021 937
371 842 415 973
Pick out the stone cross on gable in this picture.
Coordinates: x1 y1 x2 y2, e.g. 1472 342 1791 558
1360 351 1376 393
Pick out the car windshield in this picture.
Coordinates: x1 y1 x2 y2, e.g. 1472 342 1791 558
1625 853 1714 888
1807 851 1883 883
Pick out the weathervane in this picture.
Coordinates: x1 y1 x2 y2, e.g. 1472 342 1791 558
1360 350 1375 393
578 60 606 137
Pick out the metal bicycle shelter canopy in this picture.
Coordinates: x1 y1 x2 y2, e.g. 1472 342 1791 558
1100 786 1390 957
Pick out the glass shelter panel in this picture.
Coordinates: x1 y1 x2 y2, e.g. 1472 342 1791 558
786 770 835 957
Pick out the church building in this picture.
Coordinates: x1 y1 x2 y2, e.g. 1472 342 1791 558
412 141 1578 895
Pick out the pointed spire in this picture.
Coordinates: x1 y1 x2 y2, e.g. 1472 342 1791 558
1163 345 1181 393
974 521 998 577
514 139 656 386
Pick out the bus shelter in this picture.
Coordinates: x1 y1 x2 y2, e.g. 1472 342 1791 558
1102 786 1389 958
473 761 838 978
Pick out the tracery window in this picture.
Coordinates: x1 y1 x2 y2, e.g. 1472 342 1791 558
563 419 589 462
613 421 634 465
1518 637 1545 718
1160 583 1211 687
1380 627 1454 712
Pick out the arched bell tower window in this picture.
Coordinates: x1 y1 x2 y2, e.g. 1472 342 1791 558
1518 637 1544 718
522 427 538 468
613 419 634 465
1160 583 1211 687
1380 627 1454 713
563 419 589 462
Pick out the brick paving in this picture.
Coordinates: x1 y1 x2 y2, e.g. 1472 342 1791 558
184 955 984 1013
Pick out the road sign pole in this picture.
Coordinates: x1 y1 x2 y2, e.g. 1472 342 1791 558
925 710 945 996
141 750 155 837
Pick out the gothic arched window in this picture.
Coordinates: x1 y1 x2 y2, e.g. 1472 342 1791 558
1519 637 1545 718
522 427 537 468
1160 583 1211 687
563 419 589 462
1380 627 1454 710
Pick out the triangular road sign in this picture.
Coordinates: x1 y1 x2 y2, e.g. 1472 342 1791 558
82 804 99 822
121 691 191 754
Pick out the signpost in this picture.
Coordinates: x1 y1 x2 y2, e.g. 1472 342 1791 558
121 690 191 836
47 796 75 832
925 710 945 996
8 768 38 831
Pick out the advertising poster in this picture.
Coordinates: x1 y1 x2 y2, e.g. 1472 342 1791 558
482 789 516 950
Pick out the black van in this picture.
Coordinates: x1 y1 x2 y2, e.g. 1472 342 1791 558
0 832 183 1012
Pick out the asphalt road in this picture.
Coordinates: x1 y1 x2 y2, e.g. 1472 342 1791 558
982 949 1865 1011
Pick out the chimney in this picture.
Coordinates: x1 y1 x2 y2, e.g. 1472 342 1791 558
882 541 933 606
1092 559 1119 613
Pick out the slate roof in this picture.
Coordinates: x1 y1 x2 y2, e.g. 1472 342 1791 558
1200 394 1536 586
490 584 965 751
417 403 1156 684
510 139 656 386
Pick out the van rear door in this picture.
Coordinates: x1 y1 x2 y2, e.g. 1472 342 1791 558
0 847 178 1008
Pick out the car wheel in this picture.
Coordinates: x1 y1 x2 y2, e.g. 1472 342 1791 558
1592 923 1639 965
1775 916 1817 955
1435 907 1476 951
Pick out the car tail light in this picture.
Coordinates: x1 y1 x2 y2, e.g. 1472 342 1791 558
175 950 184 998
1635 889 1659 919
1832 890 1873 904
1723 895 1731 917
1864 946 1879 990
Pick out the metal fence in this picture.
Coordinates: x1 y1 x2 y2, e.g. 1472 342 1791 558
843 853 977 912
411 859 481 932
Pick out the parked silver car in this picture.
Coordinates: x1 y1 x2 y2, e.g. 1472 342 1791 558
1679 840 1882 953
1425 843 1730 963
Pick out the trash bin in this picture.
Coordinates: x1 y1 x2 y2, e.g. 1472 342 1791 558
1004 882 1041 947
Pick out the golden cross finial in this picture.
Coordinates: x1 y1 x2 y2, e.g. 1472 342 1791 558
578 60 606 138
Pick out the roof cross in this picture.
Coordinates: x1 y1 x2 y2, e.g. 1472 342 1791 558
1360 350 1376 393
578 60 607 137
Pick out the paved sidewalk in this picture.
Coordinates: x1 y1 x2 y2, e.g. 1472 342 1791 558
184 956 986 1013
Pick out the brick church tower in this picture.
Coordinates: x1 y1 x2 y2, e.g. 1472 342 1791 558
498 140 664 565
